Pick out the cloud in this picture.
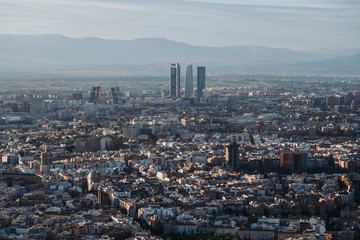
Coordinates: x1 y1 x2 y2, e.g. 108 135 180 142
0 0 359 50
184 0 360 9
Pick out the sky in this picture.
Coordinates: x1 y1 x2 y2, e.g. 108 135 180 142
0 0 359 50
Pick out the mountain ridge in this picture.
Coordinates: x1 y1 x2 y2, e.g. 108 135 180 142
0 34 359 75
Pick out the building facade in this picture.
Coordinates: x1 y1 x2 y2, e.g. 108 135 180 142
226 142 239 170
170 63 180 98
89 86 100 104
197 66 206 98
185 64 193 98
111 87 122 104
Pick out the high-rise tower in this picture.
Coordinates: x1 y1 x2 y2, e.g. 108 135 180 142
185 64 193 98
226 142 239 170
169 63 180 98
89 86 100 104
111 87 122 104
197 66 206 98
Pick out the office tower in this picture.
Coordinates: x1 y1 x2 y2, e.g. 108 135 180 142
197 66 206 98
354 90 360 103
226 142 239 170
22 101 31 113
89 86 100 104
280 152 294 170
185 64 193 98
326 96 336 108
176 63 181 97
111 87 122 104
98 188 111 206
280 151 308 171
346 92 354 105
294 151 308 171
169 63 180 98
84 103 96 117
29 98 45 115
40 146 52 173
72 92 83 101
169 64 176 97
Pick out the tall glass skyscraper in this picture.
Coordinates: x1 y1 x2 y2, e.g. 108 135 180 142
185 64 193 98
111 87 122 104
89 86 100 104
170 63 180 98
197 66 206 98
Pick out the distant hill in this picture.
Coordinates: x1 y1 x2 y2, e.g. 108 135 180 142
274 53 360 75
0 34 359 75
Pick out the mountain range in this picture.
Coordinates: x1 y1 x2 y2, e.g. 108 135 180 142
0 34 359 75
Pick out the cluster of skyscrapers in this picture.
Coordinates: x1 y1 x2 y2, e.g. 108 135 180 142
169 63 206 99
88 86 122 104
88 86 101 104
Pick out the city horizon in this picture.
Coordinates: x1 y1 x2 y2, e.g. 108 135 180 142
1 0 360 239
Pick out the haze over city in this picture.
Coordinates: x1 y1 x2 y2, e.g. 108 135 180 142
1 0 360 50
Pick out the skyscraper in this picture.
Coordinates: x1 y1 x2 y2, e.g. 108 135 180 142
111 87 122 104
169 63 180 98
185 64 193 98
226 142 239 170
197 66 206 98
89 86 100 104
170 64 176 97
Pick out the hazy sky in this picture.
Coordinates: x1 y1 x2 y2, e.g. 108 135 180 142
0 0 359 50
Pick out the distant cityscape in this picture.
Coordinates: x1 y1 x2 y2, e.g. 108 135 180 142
0 66 359 240
1 0 359 238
